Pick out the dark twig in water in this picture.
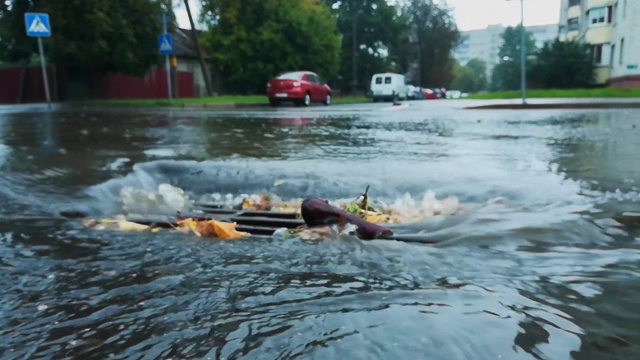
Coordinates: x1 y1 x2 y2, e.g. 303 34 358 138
300 197 392 240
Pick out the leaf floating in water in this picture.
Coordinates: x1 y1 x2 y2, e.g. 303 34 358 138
176 218 248 240
114 220 153 232
241 193 271 211
212 220 248 239
83 218 155 232
272 179 285 187
82 216 247 240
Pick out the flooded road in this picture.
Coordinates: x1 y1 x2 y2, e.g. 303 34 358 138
0 101 639 359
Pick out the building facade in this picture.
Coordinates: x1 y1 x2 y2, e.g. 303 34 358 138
559 0 640 86
452 23 559 79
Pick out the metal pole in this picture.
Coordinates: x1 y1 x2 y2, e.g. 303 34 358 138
520 0 527 104
163 12 172 99
37 37 51 109
351 11 357 94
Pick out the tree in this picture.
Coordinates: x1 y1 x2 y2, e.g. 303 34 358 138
449 58 488 92
529 38 594 88
0 0 167 76
200 0 342 94
0 0 33 62
490 25 537 91
400 0 460 87
323 0 409 93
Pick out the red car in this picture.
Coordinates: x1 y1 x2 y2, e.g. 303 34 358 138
267 71 332 107
422 88 438 99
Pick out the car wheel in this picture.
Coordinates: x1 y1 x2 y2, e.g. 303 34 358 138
303 92 311 107
269 99 279 107
324 93 331 106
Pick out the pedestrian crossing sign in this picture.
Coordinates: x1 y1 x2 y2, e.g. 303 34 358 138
158 34 173 55
25 12 51 37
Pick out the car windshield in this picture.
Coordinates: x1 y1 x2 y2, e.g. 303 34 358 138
277 72 305 80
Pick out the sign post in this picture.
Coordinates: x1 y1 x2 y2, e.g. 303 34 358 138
159 12 173 99
24 12 52 108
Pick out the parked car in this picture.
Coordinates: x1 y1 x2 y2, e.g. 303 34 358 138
446 90 462 99
406 85 420 100
432 88 447 98
267 71 331 107
369 72 408 102
422 88 438 99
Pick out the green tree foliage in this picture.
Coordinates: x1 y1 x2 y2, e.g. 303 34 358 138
490 25 537 91
0 0 166 76
449 58 488 92
324 0 408 93
529 39 594 88
0 0 33 62
401 0 459 87
200 0 342 94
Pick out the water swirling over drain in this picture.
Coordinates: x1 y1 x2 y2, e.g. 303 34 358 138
2 160 640 358
3 220 640 359
81 159 477 219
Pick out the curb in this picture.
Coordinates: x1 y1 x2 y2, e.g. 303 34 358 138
183 103 267 109
465 102 640 110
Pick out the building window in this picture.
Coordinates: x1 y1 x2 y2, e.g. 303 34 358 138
587 6 612 26
592 45 603 64
592 44 611 66
568 17 580 31
619 38 624 64
569 0 580 6
610 44 615 66
559 25 566 35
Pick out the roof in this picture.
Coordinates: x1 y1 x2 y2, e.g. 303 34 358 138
172 28 211 60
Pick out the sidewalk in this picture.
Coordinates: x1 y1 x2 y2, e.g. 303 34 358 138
464 97 640 110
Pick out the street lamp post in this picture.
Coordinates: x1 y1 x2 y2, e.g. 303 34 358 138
507 0 527 104
519 0 527 104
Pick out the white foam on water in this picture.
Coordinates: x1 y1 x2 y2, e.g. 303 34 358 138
116 183 479 222
119 183 193 214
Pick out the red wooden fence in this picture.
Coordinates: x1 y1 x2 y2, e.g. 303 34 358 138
0 65 194 104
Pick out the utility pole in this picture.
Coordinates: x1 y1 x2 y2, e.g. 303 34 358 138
184 0 212 96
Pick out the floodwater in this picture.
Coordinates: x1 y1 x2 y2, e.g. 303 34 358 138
0 101 639 359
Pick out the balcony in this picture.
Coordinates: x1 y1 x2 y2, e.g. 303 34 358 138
585 26 613 44
593 67 610 85
585 0 611 8
568 5 581 19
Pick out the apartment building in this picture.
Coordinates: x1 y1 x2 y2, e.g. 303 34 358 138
452 23 559 78
559 0 639 86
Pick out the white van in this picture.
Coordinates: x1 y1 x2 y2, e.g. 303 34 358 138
369 73 408 101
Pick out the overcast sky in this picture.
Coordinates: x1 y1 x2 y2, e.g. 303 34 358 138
174 0 561 32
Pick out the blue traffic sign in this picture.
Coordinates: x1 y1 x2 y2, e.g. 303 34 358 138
25 12 51 37
158 34 173 55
